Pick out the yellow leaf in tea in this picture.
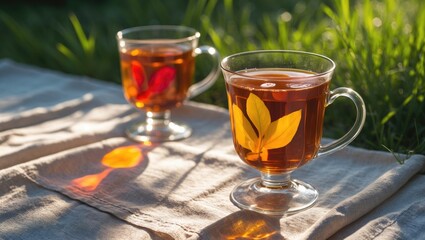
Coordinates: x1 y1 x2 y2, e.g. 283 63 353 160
245 148 268 161
232 104 258 152
260 148 268 161
262 109 302 150
227 93 235 133
230 92 301 157
246 93 271 139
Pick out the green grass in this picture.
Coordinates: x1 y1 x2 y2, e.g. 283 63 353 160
1 0 424 155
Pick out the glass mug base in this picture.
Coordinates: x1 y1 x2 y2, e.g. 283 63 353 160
230 177 318 216
126 121 192 142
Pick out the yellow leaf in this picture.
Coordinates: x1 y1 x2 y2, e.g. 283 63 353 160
245 148 268 161
262 109 302 150
260 148 268 161
232 104 258 152
246 93 271 139
246 152 260 161
227 93 234 133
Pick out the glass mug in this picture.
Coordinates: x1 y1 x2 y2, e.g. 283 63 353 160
117 25 220 142
221 50 366 215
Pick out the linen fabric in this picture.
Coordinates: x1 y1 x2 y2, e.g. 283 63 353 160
1 59 424 239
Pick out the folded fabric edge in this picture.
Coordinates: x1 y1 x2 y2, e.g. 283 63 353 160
302 154 425 239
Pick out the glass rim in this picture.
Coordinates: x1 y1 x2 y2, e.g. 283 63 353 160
116 25 200 44
220 50 336 81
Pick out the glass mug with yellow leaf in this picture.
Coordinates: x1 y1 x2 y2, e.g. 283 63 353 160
221 50 366 215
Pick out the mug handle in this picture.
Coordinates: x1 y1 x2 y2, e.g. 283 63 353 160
187 46 221 99
317 87 366 157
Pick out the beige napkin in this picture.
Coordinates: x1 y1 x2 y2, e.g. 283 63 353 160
1 59 424 239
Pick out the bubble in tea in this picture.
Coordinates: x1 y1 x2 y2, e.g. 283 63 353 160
260 83 276 88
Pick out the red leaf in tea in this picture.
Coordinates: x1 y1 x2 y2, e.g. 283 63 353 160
131 61 146 88
131 61 150 100
149 66 176 94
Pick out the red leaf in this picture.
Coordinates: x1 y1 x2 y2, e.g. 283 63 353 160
131 61 151 100
149 66 176 93
131 61 145 88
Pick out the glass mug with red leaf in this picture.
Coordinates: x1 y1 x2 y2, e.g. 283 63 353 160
117 25 220 142
221 50 366 215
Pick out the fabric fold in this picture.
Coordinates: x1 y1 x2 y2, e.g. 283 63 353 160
301 155 425 239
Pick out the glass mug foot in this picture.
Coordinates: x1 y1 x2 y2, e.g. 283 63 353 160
125 111 191 142
230 177 318 216
126 121 191 142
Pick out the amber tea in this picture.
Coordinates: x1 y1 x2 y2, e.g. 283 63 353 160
120 45 195 112
226 68 330 174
